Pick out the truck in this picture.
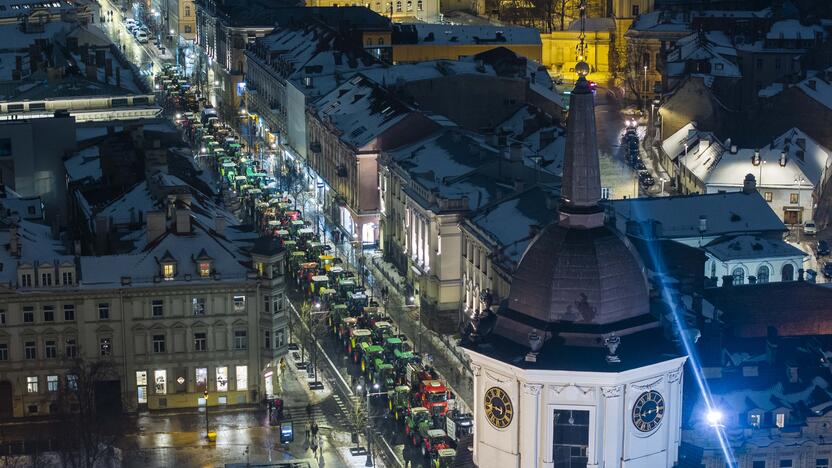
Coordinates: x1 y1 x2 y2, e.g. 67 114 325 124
416 380 449 418
444 409 474 447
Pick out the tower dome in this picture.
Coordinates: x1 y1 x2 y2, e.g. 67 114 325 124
489 76 651 347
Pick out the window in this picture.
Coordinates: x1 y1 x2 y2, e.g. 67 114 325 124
152 300 164 317
756 58 763 70
276 328 285 348
264 330 271 350
0 309 5 324
234 330 248 350
26 376 38 393
552 409 589 467
732 267 745 285
62 271 73 285
406 0 411 10
0 343 7 361
790 193 799 204
198 262 210 277
750 413 762 428
273 295 283 315
154 369 167 395
378 37 384 46
263 295 270 314
136 371 148 386
631 4 639 15
194 332 207 351
184 25 192 33
136 371 147 404
417 0 422 10
45 340 56 358
752 462 765 468
100 337 111 356
24 340 36 359
776 412 786 428
196 368 207 392
20 273 32 287
780 460 793 468
96 303 109 320
153 335 166 353
162 263 175 280
63 304 75 321
757 265 770 284
47 375 58 392
216 367 228 391
236 365 248 390
42 305 54 322
817 459 829 468
395 0 401 11
61 337 76 358
764 192 773 202
775 58 781 70
192 297 206 315
782 263 795 281
66 374 78 391
185 5 190 15
23 306 34 323
41 272 52 286
233 295 246 312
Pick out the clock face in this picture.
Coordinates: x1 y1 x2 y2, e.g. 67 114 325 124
632 390 665 433
484 386 513 429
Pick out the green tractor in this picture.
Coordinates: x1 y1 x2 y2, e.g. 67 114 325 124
371 358 396 392
371 320 394 345
347 328 372 363
359 342 384 376
329 303 348 336
388 385 412 422
404 406 431 442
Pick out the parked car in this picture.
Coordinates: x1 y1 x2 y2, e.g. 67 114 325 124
804 220 818 235
818 240 830 256
135 30 149 43
125 18 137 28
634 160 646 171
822 261 832 279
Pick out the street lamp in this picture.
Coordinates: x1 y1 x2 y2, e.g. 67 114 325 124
659 177 666 196
706 409 723 427
355 382 384 467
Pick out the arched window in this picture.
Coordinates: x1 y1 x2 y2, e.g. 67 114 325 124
417 0 422 9
782 263 795 281
406 0 412 9
396 0 401 11
757 265 770 284
732 267 745 285
377 37 384 46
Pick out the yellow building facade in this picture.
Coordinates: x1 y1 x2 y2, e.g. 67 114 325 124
392 42 542 63
306 0 440 22
541 29 613 82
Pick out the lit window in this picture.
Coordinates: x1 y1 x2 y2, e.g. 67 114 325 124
66 374 78 391
199 262 211 277
154 370 167 395
196 368 207 392
790 193 799 204
192 297 206 315
100 337 111 356
163 263 175 280
233 296 246 312
764 192 773 202
236 365 248 390
47 375 58 392
26 376 38 393
136 371 148 385
776 412 786 428
216 367 228 391
749 413 761 428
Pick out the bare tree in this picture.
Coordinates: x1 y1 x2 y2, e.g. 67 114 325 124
347 396 368 448
624 39 651 107
50 358 126 468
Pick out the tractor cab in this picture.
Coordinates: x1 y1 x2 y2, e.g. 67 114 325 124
348 328 372 362
432 448 457 467
372 360 396 391
371 321 393 344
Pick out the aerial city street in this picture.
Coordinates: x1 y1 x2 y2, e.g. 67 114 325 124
0 0 831 466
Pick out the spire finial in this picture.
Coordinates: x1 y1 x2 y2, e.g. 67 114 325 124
575 0 590 78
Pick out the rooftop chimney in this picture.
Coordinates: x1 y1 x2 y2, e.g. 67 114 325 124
743 173 757 194
175 208 192 234
779 150 787 166
752 149 760 166
146 211 165 243
699 215 708 233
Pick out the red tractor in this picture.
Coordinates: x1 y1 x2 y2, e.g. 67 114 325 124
416 380 449 418
419 428 451 459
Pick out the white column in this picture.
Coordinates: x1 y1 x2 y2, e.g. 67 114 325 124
600 385 625 467
520 383 543 468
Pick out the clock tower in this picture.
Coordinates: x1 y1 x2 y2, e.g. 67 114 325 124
460 57 688 467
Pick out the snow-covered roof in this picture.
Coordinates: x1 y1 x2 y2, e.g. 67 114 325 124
403 23 541 46
663 123 724 182
468 187 556 265
0 188 43 220
692 8 771 19
0 219 72 285
314 74 411 149
796 68 832 112
766 19 827 40
704 235 806 261
607 191 785 240
496 105 565 176
64 145 102 183
629 11 692 34
79 219 256 287
757 82 784 98
704 128 831 189
665 31 740 79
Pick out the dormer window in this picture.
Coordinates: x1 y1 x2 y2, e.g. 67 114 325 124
162 263 175 280
199 262 211 278
41 272 52 286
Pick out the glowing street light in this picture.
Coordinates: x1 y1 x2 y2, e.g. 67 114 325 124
706 409 723 427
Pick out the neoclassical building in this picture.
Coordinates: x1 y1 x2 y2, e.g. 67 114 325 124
462 70 687 467
0 208 287 417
